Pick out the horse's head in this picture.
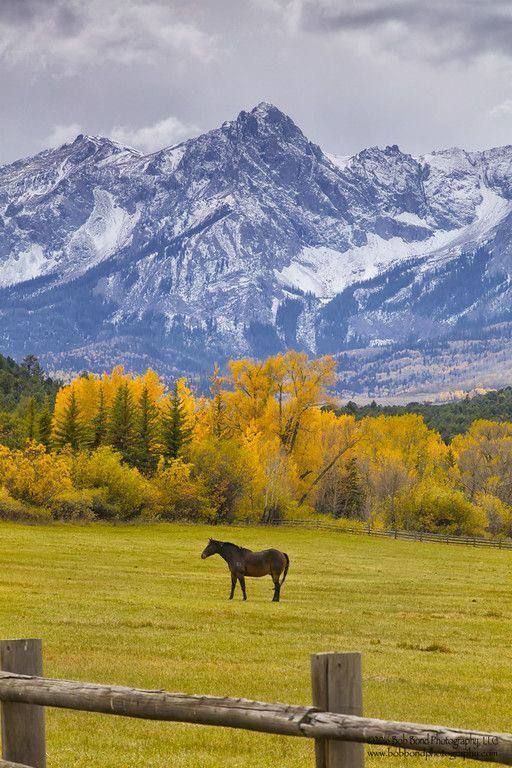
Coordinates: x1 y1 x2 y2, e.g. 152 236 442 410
201 538 220 559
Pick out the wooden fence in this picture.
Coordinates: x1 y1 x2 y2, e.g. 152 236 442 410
267 519 512 550
1 640 511 767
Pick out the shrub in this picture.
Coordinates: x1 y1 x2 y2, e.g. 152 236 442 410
72 447 153 519
148 459 213 522
47 489 108 521
0 487 50 523
0 441 72 506
475 493 512 537
395 482 486 535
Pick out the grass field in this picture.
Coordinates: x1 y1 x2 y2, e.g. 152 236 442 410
0 521 510 768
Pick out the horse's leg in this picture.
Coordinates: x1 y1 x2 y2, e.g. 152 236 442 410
271 574 281 602
238 575 247 601
229 572 236 600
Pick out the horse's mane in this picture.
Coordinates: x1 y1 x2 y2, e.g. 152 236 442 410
219 540 250 554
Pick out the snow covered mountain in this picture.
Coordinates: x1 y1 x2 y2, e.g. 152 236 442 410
1 102 512 397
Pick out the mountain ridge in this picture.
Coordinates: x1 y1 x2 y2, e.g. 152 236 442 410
1 102 512 398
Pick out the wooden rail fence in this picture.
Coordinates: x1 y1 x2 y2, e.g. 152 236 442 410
266 519 512 549
1 640 511 767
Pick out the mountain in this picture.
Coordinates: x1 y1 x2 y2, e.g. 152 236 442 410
1 102 512 398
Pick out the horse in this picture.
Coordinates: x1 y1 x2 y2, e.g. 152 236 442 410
201 538 289 602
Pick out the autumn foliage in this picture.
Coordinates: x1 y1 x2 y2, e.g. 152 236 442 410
0 353 511 537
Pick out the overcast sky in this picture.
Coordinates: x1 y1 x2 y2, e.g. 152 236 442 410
2 0 512 164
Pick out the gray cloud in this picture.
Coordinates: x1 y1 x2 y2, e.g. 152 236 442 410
490 99 512 118
0 0 217 68
0 0 51 24
110 115 201 153
1 0 512 167
43 122 84 148
298 0 512 61
42 114 200 153
0 0 83 39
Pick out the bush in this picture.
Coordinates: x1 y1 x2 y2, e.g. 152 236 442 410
47 489 109 521
148 459 213 522
395 482 486 535
72 447 153 519
0 441 72 506
0 487 50 523
475 493 512 537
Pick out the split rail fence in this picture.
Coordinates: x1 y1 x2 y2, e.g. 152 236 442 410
266 519 512 550
1 640 511 767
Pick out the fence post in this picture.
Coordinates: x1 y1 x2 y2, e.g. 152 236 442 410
0 640 46 768
311 652 364 768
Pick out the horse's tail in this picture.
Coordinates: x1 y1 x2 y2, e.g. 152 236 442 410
280 552 289 586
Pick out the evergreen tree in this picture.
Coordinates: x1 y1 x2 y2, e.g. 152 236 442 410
446 447 456 469
53 391 84 450
92 385 108 448
162 382 192 461
210 363 228 438
134 385 159 474
0 353 58 414
21 354 44 379
108 383 137 462
335 457 366 520
24 397 37 441
38 398 53 448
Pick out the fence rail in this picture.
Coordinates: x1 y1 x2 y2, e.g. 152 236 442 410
1 640 511 767
0 762 34 768
267 519 512 549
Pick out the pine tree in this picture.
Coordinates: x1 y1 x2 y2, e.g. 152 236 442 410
53 391 84 450
162 382 192 461
38 398 53 448
335 457 366 520
135 385 159 474
92 385 108 448
108 383 137 462
24 397 37 441
21 354 44 379
209 363 228 438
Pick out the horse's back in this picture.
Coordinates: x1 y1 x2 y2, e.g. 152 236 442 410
252 547 286 562
243 548 287 577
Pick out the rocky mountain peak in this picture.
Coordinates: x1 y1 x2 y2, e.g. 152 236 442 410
1 104 512 398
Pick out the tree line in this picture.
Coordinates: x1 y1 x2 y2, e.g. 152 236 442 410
0 353 511 538
337 388 512 441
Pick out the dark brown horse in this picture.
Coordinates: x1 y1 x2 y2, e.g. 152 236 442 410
201 539 289 601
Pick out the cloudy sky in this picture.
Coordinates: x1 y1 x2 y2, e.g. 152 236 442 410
1 0 512 164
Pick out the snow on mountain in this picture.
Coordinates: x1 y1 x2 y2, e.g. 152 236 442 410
1 102 512 396
0 244 49 288
64 189 140 279
275 152 512 301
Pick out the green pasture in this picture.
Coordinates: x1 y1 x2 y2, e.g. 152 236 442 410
0 522 510 767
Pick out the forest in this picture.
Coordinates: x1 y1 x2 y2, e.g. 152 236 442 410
0 351 511 538
337 387 512 441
